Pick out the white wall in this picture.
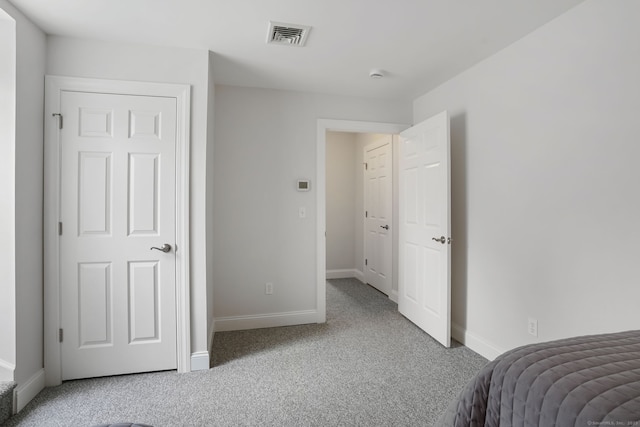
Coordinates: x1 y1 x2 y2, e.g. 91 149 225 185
325 131 400 298
213 85 411 329
0 0 46 408
14 1 46 397
46 36 212 359
326 132 357 272
0 6 17 382
413 0 640 358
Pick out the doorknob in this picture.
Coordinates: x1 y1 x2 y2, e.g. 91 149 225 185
432 236 446 244
150 243 172 253
380 225 389 230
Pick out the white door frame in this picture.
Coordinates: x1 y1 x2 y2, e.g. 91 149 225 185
44 76 191 386
316 119 409 322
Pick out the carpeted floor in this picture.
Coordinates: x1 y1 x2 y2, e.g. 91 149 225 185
0 381 16 425
5 278 487 426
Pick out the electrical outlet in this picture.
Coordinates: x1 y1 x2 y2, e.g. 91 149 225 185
265 282 274 295
528 317 538 337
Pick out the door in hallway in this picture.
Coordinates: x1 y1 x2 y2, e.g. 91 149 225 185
364 136 393 295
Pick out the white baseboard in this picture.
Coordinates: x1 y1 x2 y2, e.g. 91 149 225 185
326 269 366 283
451 323 505 361
214 310 318 332
326 269 357 279
190 351 210 372
0 359 15 382
14 368 44 413
389 289 398 303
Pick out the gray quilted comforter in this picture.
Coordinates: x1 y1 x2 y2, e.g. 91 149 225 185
438 330 640 426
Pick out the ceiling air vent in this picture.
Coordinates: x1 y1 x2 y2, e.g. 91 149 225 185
267 21 311 47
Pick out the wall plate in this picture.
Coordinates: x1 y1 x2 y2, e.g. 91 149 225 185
297 179 311 191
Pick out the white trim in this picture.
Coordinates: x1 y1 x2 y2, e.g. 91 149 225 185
13 368 44 413
214 310 318 332
389 290 399 304
317 119 409 327
190 351 210 372
316 124 327 324
326 269 359 279
44 76 191 385
353 269 365 284
0 359 14 382
208 321 216 359
451 323 505 361
174 79 192 375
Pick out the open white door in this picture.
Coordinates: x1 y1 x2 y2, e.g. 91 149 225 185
364 137 393 295
398 111 451 347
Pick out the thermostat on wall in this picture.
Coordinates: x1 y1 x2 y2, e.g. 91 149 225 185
297 179 311 191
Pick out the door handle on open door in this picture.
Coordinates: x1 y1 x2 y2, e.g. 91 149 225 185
150 243 172 253
432 236 446 244
380 225 389 230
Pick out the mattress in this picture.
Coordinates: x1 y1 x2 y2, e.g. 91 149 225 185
438 330 640 426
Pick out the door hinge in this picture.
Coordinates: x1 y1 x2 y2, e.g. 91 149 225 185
52 113 63 130
59 328 63 343
365 259 368 266
365 211 368 218
364 163 368 170
58 222 63 236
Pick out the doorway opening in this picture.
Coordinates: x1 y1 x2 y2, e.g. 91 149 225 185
325 131 399 300
317 113 452 348
316 120 408 323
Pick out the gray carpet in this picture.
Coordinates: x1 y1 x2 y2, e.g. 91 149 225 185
0 381 16 425
5 279 487 426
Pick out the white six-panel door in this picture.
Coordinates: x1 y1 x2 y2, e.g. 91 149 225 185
398 111 451 347
364 138 393 295
59 91 178 380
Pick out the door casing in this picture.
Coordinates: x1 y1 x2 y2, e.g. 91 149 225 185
44 76 191 386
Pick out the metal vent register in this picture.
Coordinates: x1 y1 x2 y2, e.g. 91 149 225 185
267 21 311 46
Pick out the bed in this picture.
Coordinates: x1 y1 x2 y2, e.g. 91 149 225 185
438 330 640 426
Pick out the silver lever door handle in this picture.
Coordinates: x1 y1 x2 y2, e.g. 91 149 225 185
150 243 171 253
380 225 389 230
432 236 446 244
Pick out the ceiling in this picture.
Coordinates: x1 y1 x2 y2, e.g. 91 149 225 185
8 0 586 101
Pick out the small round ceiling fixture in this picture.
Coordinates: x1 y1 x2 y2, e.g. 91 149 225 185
369 69 384 79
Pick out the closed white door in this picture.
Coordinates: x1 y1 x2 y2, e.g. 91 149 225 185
364 138 393 295
59 91 177 380
398 111 451 347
